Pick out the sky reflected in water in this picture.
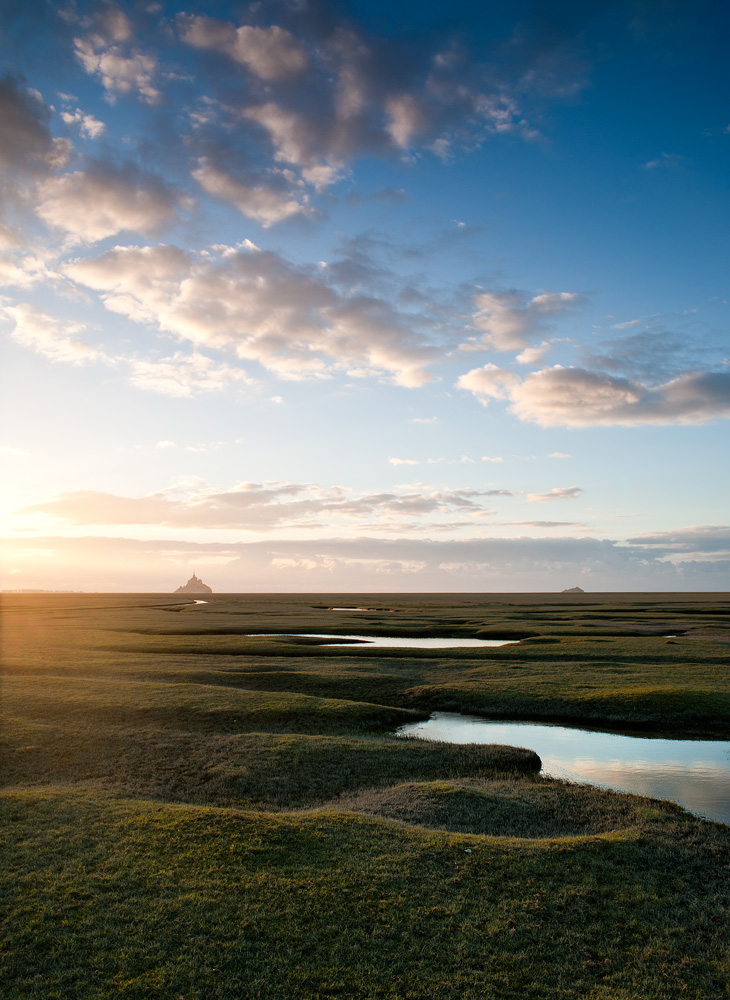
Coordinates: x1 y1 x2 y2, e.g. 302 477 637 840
251 633 516 648
397 712 730 826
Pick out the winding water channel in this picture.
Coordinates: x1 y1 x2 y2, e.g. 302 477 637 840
188 621 729 825
397 712 730 826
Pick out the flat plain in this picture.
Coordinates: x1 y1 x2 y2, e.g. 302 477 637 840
2 592 729 999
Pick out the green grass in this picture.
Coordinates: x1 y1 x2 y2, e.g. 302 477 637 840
2 592 729 998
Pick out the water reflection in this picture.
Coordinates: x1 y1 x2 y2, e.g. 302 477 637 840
250 633 517 649
396 712 730 826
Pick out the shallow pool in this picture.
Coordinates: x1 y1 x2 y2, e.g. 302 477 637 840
249 632 518 648
396 712 730 826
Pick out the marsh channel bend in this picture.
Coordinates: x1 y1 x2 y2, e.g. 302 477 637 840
396 713 730 826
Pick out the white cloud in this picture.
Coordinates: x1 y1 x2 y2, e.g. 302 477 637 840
17 480 503 531
385 94 426 148
126 352 252 397
181 18 309 80
527 486 583 503
67 243 438 387
3 303 105 365
510 366 730 427
516 341 551 365
456 363 521 402
0 250 60 289
37 164 179 242
4 299 254 398
462 290 581 352
60 108 106 139
458 364 730 427
241 102 342 187
389 457 420 466
193 162 310 226
74 33 159 104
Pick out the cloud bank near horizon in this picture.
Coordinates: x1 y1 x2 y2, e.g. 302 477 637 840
3 528 728 593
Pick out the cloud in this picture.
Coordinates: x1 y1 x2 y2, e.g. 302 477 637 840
389 457 420 466
171 4 590 210
458 364 730 426
500 521 585 528
626 525 730 558
3 303 105 365
510 367 730 427
193 162 310 226
461 290 581 352
73 9 160 104
4 531 725 593
642 152 685 170
240 101 346 186
17 480 504 532
527 487 583 503
3 301 253 397
579 329 720 385
60 108 105 139
516 341 551 365
0 75 71 223
180 17 309 80
385 93 427 148
0 75 58 172
126 352 252 397
456 363 521 401
37 162 180 242
67 243 439 387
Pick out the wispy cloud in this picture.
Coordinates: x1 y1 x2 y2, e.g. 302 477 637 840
4 304 106 365
641 152 685 170
460 290 582 353
527 486 583 503
17 480 505 531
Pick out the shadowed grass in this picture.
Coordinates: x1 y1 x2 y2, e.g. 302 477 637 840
333 775 694 838
2 789 729 1000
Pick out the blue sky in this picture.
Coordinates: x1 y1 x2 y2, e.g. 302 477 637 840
1 0 728 591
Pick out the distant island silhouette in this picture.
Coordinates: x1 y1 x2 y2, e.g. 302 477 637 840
561 586 585 593
174 573 212 594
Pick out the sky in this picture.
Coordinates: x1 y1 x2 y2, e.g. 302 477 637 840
1 0 729 593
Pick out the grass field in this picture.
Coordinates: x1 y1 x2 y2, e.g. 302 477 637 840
2 592 729 999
